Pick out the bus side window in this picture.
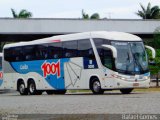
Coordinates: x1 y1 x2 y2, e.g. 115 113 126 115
23 46 35 61
63 41 77 58
4 49 13 62
78 39 95 59
48 42 62 59
36 45 48 60
12 47 23 62
93 38 114 70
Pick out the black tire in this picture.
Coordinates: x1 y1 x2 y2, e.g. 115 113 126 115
46 90 66 95
46 90 55 95
18 81 28 95
120 88 133 94
36 90 43 95
28 80 41 95
91 78 104 94
54 90 66 94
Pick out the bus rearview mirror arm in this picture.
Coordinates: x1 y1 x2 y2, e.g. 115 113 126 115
145 45 156 59
102 44 117 59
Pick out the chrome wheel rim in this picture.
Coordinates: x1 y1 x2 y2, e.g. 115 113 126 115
29 83 35 93
19 84 25 93
93 81 100 92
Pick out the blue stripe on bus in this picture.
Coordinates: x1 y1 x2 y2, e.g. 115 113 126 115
0 69 2 86
10 58 70 89
0 80 2 86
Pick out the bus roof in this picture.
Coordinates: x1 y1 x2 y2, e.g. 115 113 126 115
4 31 142 48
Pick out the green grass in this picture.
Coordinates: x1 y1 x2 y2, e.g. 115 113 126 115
67 90 91 93
133 87 160 92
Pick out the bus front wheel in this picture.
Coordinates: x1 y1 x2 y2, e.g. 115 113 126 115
18 81 28 95
91 78 104 94
120 88 133 94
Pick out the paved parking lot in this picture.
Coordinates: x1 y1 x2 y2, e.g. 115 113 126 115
0 91 160 115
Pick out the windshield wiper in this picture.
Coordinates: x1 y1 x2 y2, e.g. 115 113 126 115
125 52 130 73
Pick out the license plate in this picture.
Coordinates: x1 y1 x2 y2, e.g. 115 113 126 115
133 83 139 87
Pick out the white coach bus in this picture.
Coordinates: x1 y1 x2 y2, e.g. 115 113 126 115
2 31 155 95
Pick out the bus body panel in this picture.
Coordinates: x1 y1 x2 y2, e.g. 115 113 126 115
3 56 113 90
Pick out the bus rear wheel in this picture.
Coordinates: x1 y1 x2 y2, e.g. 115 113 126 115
91 78 104 94
120 88 133 94
28 80 42 95
18 81 28 95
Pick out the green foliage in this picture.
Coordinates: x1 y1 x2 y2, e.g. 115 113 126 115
0 42 7 52
146 27 160 76
148 49 160 75
11 8 32 18
136 2 160 19
90 13 100 19
82 9 89 19
82 9 100 19
153 27 160 49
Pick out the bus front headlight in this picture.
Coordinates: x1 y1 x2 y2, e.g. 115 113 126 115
144 76 150 80
120 77 127 80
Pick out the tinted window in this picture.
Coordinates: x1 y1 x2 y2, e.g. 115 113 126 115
63 41 77 58
48 42 62 59
4 47 23 62
4 48 13 62
78 39 94 58
93 39 104 56
5 44 48 61
14 47 23 61
94 38 110 46
23 46 36 61
94 38 114 70
36 44 48 60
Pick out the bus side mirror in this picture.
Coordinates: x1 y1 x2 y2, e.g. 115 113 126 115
102 44 117 59
149 61 156 66
149 58 156 66
145 45 156 59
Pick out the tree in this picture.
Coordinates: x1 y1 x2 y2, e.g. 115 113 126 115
146 27 160 86
82 9 100 19
82 9 89 19
136 3 160 19
90 13 100 19
11 8 32 18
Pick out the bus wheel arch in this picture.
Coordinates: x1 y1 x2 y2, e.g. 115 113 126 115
17 79 28 95
89 76 104 94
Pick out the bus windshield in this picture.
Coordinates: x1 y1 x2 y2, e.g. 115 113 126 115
111 41 148 75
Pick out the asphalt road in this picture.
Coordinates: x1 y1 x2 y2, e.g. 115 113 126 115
0 91 160 114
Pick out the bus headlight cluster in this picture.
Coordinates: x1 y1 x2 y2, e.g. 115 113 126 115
143 76 150 80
